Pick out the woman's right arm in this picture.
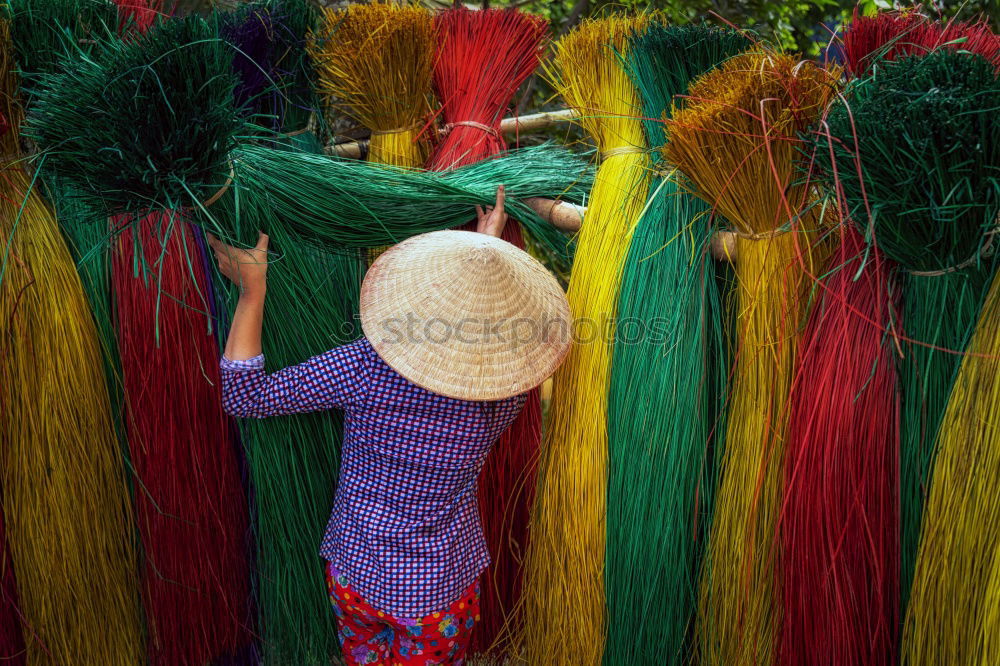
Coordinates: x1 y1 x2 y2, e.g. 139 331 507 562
209 232 369 418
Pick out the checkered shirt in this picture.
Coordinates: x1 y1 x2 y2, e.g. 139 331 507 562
220 337 526 617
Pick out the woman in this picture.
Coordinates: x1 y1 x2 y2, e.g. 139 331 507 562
209 186 571 666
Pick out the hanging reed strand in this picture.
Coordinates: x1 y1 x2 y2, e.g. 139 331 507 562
664 50 838 666
220 8 362 660
816 50 1000 613
424 8 548 656
780 226 901 666
0 20 143 663
522 15 653 666
309 2 434 167
605 23 750 666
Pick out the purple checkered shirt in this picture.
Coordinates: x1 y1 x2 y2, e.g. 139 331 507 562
220 337 525 617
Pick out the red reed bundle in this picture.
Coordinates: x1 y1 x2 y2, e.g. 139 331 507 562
844 9 1000 76
426 7 547 655
113 215 254 665
0 508 24 665
114 0 164 33
780 227 901 666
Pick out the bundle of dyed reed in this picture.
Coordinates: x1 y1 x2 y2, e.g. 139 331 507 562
114 214 256 666
843 9 1000 77
427 6 546 169
221 0 319 134
819 50 1000 612
664 51 837 666
309 2 434 166
780 226 900 666
522 15 653 666
424 7 547 655
903 256 1000 666
606 24 750 666
220 4 361 661
813 51 1000 664
26 14 243 216
0 17 143 663
64 10 255 663
6 0 119 98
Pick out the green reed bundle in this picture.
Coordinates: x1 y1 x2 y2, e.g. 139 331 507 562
204 143 589 256
815 51 1000 611
606 24 750 666
219 4 362 659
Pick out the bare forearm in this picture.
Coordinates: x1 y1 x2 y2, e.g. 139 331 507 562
224 288 266 361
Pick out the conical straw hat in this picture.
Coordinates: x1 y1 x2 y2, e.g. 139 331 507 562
360 230 572 400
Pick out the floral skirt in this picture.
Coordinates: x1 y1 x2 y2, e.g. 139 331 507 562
325 562 481 665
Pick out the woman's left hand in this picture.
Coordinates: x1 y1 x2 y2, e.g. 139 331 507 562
208 232 269 298
475 185 508 238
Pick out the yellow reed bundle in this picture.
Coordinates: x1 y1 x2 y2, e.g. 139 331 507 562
664 51 838 666
0 21 143 664
903 267 1000 665
309 2 434 167
521 15 652 666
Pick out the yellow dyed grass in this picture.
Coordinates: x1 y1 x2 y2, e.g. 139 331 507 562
309 1 434 167
664 50 838 666
903 269 1000 665
521 15 652 666
0 21 142 663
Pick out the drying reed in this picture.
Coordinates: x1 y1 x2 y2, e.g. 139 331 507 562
309 2 434 166
605 23 750 666
221 5 361 660
221 0 319 134
818 50 1000 613
892 53 1000 666
779 226 900 666
201 143 591 257
664 50 838 666
427 6 546 169
903 251 1000 665
0 18 143 663
843 9 1000 77
425 8 548 656
114 214 256 666
522 15 652 666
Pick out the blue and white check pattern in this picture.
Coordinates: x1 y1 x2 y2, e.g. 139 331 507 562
220 337 526 617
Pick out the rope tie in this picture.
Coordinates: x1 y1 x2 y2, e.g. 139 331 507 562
441 120 500 139
600 146 646 160
731 228 788 241
909 228 999 277
201 164 235 208
370 122 421 137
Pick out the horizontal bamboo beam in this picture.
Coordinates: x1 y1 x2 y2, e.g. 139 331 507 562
327 108 580 158
526 197 737 262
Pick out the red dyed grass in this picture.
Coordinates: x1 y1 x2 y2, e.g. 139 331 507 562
426 6 547 656
0 508 24 665
844 8 999 77
780 226 901 666
114 216 254 665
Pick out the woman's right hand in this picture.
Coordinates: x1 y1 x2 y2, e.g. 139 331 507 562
208 232 269 298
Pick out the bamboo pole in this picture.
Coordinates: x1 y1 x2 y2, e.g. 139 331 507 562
328 108 580 158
